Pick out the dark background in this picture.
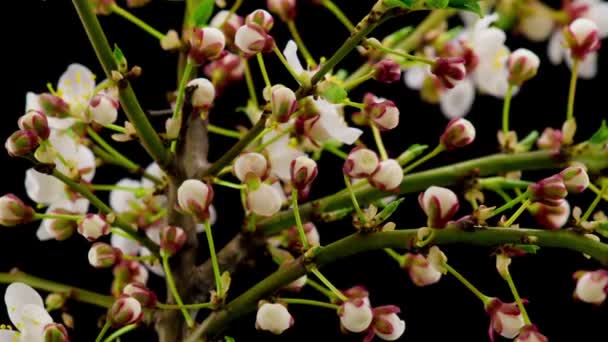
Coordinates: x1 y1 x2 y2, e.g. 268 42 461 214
1 0 607 341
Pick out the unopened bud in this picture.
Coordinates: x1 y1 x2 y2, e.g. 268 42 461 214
369 159 403 191
77 214 110 241
440 118 476 150
267 0 297 22
187 78 216 110
290 156 318 190
0 194 34 227
432 57 466 89
160 225 187 256
508 48 540 86
343 148 379 178
564 18 601 60
108 295 143 327
559 166 589 194
189 27 226 63
123 282 158 308
18 111 50 140
418 186 459 228
5 130 39 157
43 323 70 342
177 179 214 221
88 242 121 268
234 152 268 182
246 9 274 32
373 59 401 83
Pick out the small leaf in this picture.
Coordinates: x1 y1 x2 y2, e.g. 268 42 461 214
318 80 347 104
225 337 236 342
372 198 405 225
595 222 608 238
427 0 450 9
191 0 215 27
588 120 608 145
113 44 128 73
386 0 416 8
513 244 541 254
397 144 428 166
220 271 231 297
446 0 482 15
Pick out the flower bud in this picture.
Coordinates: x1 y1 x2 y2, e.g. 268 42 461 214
339 298 373 333
0 194 34 226
440 118 476 150
270 85 298 122
246 9 274 32
234 152 269 182
284 275 307 292
160 225 187 256
372 305 406 341
255 302 293 334
529 199 570 230
343 148 379 178
403 253 442 286
290 156 318 190
204 53 244 92
564 18 601 60
88 94 119 125
573 269 608 304
515 325 548 342
43 323 70 342
42 209 78 241
528 175 568 203
5 129 39 157
187 78 216 110
369 159 403 192
247 183 283 216
165 118 180 140
373 59 401 83
418 186 459 228
285 222 320 249
77 214 110 241
508 48 540 86
559 166 589 194
18 110 50 140
496 254 512 279
38 93 70 118
363 93 400 131
210 10 244 45
88 242 121 268
235 23 275 55
189 27 226 63
123 282 158 308
267 0 296 22
432 57 466 89
177 179 214 221
45 293 67 311
537 127 562 150
108 295 143 327
485 298 525 340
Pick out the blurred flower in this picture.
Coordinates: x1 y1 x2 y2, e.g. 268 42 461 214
573 269 608 304
255 302 293 334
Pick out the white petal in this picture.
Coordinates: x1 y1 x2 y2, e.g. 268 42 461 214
567 52 598 79
76 145 96 182
141 163 165 189
140 247 165 277
49 198 89 214
145 225 162 244
57 64 95 114
311 100 362 145
25 169 64 205
109 179 142 213
440 79 475 118
111 233 141 255
403 66 429 90
519 13 554 42
0 330 18 342
459 11 481 27
585 3 608 37
4 283 44 329
283 41 305 78
25 92 41 112
547 30 565 65
36 223 55 241
19 304 52 339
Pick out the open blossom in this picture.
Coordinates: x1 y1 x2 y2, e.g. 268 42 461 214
508 49 540 86
255 302 293 334
573 269 608 304
529 199 571 229
485 298 526 340
0 194 34 227
419 186 459 228
234 152 269 182
108 295 143 327
370 305 406 341
267 0 296 22
177 179 214 221
362 93 400 131
440 118 476 150
559 166 589 193
262 124 305 181
246 9 274 32
88 93 119 125
78 214 110 241
247 183 283 216
343 148 379 178
187 78 216 110
369 159 403 191
209 10 244 45
298 98 363 146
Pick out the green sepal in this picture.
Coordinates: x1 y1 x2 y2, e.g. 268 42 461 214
113 44 128 73
588 120 608 145
191 0 215 27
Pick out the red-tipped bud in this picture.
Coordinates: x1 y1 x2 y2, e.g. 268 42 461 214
508 48 540 86
373 59 401 83
123 283 158 308
0 194 34 227
235 23 275 55
246 183 283 216
363 93 400 131
255 302 293 334
108 295 143 327
290 156 318 190
234 152 269 182
187 78 216 110
204 53 244 92
189 27 226 63
285 222 320 249
160 225 187 256
343 148 379 178
88 94 119 125
210 10 244 45
38 93 70 118
440 118 476 150
267 0 296 22
5 130 39 157
339 298 373 333
559 166 589 194
418 186 459 228
528 175 568 203
371 305 406 341
270 85 298 122
485 298 525 340
403 253 442 286
41 209 77 241
43 323 70 342
246 9 274 32
18 111 50 140
88 242 121 268
432 57 466 89
529 199 570 230
573 269 608 304
515 325 548 342
78 214 110 241
564 18 601 60
369 159 403 192
177 179 214 221
537 128 563 150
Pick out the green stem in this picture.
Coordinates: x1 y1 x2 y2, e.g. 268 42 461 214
384 248 405 265
103 123 127 134
504 271 531 325
309 267 347 301
494 188 513 203
281 298 339 310
343 174 366 223
367 41 435 65
89 184 147 193
256 53 271 89
273 46 303 84
33 213 82 221
242 58 259 109
588 182 608 202
221 0 243 27
161 252 194 327
157 302 215 310
287 20 316 68
121 254 158 262
292 188 310 250
110 3 165 40
487 190 529 219
87 127 140 172
478 177 532 191
306 279 335 300
502 84 514 134
96 320 112 342
213 178 246 190
402 144 445 174
103 323 138 342
204 220 223 296
170 59 195 152
504 199 532 227
567 58 579 121
342 71 376 91
581 182 607 222
208 124 242 139
370 122 388 160
72 0 170 168
444 263 491 304
323 144 348 160
397 144 429 166
321 0 355 31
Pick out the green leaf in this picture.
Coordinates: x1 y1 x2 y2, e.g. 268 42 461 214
513 244 541 254
113 44 128 73
225 337 235 342
595 222 608 238
319 81 348 104
387 0 416 8
588 120 608 145
446 0 482 15
397 144 429 166
372 198 405 225
191 0 215 27
427 0 450 9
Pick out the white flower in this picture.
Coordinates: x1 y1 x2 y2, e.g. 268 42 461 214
36 199 88 241
109 178 144 213
234 153 268 182
262 124 305 181
187 78 216 109
247 183 283 216
305 99 362 145
369 159 403 191
574 270 608 304
339 300 373 333
255 303 293 334
373 312 406 341
344 148 379 178
88 94 119 125
3 282 56 341
439 79 475 118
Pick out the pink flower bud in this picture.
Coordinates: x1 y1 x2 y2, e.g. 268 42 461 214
123 282 158 308
290 156 318 190
43 323 70 342
38 93 70 118
528 175 568 203
255 302 293 334
339 298 373 333
177 179 214 221
508 48 540 86
235 23 275 55
234 152 269 182
485 298 525 340
403 253 442 286
515 325 548 342
564 18 601 60
537 128 562 150
88 242 121 268
108 295 143 327
44 209 78 241
369 159 403 192
187 78 216 110
573 269 608 304
440 118 476 150
372 305 406 341
160 225 187 256
204 53 244 93
18 111 50 140
247 183 283 216
343 148 379 178
418 186 459 228
88 94 119 125
285 222 320 249
210 10 244 45
363 93 400 131
246 9 274 32
77 214 110 241
0 194 34 227
270 85 298 122
267 0 296 22
559 166 589 194
189 27 226 63
529 199 570 230
373 59 401 83
432 57 466 89
5 130 39 157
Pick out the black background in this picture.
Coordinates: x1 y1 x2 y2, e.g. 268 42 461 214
1 0 607 341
